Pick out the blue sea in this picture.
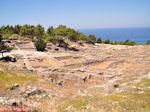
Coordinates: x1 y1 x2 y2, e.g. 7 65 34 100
78 28 150 44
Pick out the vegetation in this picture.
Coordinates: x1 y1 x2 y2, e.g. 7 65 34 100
96 37 102 43
34 36 46 51
0 64 38 89
0 24 137 47
0 34 12 53
147 40 150 45
121 39 136 45
9 34 20 40
0 25 88 43
103 38 111 44
88 34 96 44
36 78 150 112
59 79 150 112
47 26 54 36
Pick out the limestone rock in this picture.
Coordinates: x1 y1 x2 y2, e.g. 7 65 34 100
20 87 45 97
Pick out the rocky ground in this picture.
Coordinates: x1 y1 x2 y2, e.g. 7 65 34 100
0 40 150 112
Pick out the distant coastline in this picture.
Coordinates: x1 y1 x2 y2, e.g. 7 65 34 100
78 27 150 44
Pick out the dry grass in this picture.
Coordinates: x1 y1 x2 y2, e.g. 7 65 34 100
0 64 38 89
35 79 150 112
0 64 149 112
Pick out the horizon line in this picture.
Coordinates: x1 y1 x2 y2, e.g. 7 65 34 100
0 24 150 30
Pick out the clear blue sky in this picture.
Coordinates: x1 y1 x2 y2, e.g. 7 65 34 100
0 0 150 29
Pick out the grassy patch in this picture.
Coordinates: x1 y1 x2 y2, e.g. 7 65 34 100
56 96 93 112
0 65 38 89
55 79 150 112
1 63 149 112
105 79 150 112
135 79 150 89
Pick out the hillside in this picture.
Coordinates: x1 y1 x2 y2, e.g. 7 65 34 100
0 40 150 112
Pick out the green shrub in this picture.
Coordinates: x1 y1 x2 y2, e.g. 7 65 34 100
96 37 102 43
119 41 124 45
103 39 111 44
147 40 150 45
88 34 96 44
47 26 54 36
124 39 136 45
34 38 46 51
124 39 130 45
0 42 13 52
128 41 136 45
49 37 57 45
118 39 136 45
3 33 11 39
0 34 13 52
122 39 136 45
10 34 19 40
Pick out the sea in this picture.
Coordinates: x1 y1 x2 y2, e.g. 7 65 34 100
78 27 150 44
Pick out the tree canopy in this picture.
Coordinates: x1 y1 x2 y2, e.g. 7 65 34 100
0 24 137 46
0 34 12 53
88 34 96 44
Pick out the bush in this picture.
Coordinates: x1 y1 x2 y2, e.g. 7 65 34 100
119 41 124 45
88 34 96 44
118 39 136 45
10 34 19 40
147 40 150 45
0 42 13 52
96 37 102 43
34 39 46 51
103 39 111 44
123 39 136 45
0 34 13 52
49 37 57 45
127 41 136 45
3 33 11 39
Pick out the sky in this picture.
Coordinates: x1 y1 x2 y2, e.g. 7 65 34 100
0 0 150 29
